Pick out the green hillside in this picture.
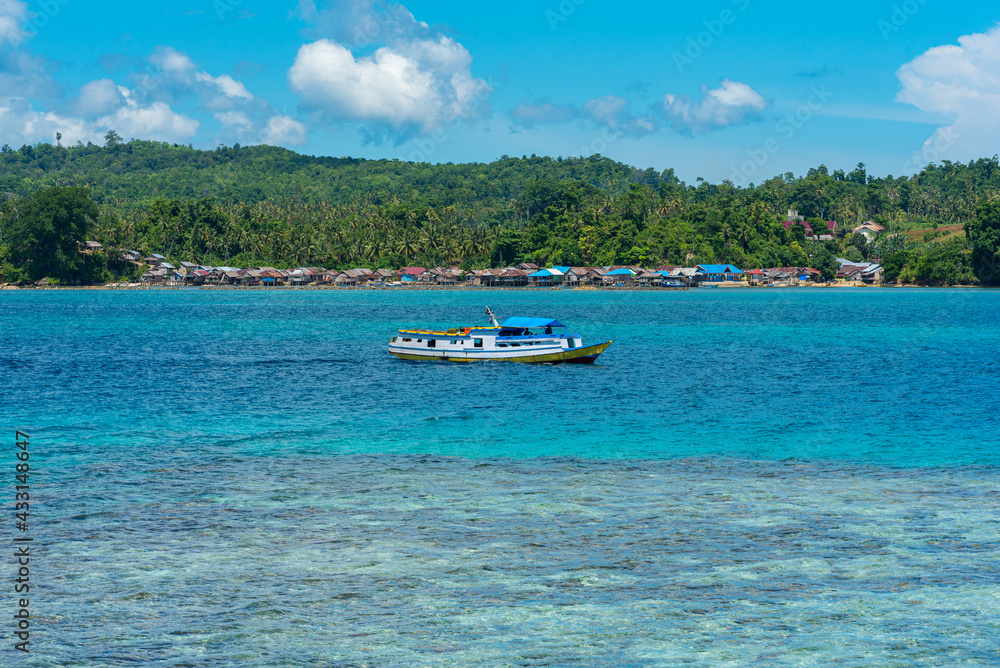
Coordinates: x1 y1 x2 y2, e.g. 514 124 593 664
1 139 998 285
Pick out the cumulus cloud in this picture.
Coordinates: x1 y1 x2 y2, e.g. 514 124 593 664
151 46 196 75
289 1 491 137
294 0 430 49
0 0 27 45
0 99 94 146
74 79 127 116
896 24 1000 164
0 40 294 149
195 72 253 101
215 110 254 133
583 95 657 135
661 79 768 134
0 95 201 147
583 95 628 127
261 115 307 145
511 82 763 137
511 95 656 136
97 101 200 143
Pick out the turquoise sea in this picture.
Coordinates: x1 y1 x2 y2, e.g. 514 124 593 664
2 288 999 666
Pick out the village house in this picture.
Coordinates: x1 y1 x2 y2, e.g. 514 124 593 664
497 269 530 287
373 268 398 282
852 221 886 241
464 269 493 286
400 267 426 283
602 267 637 284
695 264 745 282
562 267 589 285
528 267 564 285
427 267 463 285
762 267 821 284
668 267 699 286
334 268 371 285
636 270 664 286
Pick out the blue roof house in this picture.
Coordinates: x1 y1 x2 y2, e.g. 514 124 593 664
528 268 565 284
696 264 746 282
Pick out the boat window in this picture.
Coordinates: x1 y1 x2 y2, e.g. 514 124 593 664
402 338 411 342
568 338 576 349
498 343 508 348
452 340 458 345
474 339 483 348
416 339 422 343
511 343 521 347
427 340 436 348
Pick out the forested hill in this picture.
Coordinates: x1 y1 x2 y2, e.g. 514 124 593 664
5 139 1000 227
3 139 1000 286
0 140 661 215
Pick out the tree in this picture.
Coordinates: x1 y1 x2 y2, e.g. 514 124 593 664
104 130 123 148
5 188 99 281
810 245 839 281
881 250 912 283
966 200 1000 285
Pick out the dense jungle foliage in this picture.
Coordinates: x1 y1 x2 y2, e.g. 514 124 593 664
1 138 998 285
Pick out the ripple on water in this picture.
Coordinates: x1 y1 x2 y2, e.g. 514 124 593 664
34 455 1000 666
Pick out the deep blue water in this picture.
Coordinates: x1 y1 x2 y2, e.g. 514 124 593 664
2 288 999 666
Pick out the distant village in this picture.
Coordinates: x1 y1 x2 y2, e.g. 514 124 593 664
88 214 887 289
127 259 882 288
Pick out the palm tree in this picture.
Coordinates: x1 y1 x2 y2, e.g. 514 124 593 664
395 231 419 260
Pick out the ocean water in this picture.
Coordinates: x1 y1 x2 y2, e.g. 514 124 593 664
2 288 999 666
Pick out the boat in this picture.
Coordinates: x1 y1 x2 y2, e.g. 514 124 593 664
388 307 612 364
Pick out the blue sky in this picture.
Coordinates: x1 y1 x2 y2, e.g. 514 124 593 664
2 0 999 183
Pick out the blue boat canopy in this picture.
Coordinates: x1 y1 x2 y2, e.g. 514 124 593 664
501 317 566 328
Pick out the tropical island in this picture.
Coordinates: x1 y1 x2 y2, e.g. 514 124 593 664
2 136 999 287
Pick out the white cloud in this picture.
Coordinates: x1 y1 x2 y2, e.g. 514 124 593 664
289 1 490 137
511 95 656 136
151 46 196 74
0 99 95 146
0 0 27 45
97 101 200 143
289 37 488 132
195 72 253 101
75 79 126 116
290 39 434 128
662 79 768 134
0 93 199 147
896 24 1000 163
583 95 657 136
583 95 628 128
215 110 253 133
260 115 307 145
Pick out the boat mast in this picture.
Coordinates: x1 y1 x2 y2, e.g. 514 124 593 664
485 306 500 327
